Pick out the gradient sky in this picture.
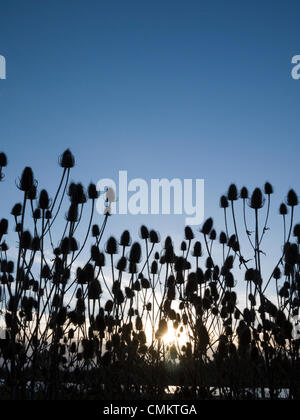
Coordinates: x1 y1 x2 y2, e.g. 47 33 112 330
0 0 300 283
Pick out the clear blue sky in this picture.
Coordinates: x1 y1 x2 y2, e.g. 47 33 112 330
0 0 300 276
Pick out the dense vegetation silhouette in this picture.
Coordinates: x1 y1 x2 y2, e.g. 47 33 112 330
0 150 299 400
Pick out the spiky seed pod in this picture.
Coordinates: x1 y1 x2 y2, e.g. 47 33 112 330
0 152 7 167
120 230 131 247
92 224 100 237
201 217 213 235
227 234 236 248
240 187 248 199
227 184 238 201
250 188 264 209
151 260 158 274
181 241 187 251
60 237 71 255
33 209 41 220
88 279 102 300
91 245 100 261
11 203 22 217
164 236 172 249
154 252 160 260
105 237 118 255
220 195 229 208
245 268 255 281
287 189 299 207
279 203 288 215
273 266 281 280
66 203 78 222
209 229 216 241
149 230 159 243
41 265 51 279
140 225 149 239
96 252 105 267
293 224 300 238
165 245 174 263
39 189 50 210
206 257 214 269
59 149 75 168
193 241 202 257
141 278 150 289
133 280 141 291
219 231 227 244
232 240 240 253
20 231 32 250
129 242 141 263
76 183 87 204
18 167 35 192
45 210 52 219
184 226 194 240
264 182 273 195
117 257 127 271
88 183 98 200
104 300 113 312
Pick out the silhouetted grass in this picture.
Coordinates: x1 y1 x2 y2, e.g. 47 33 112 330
0 150 299 400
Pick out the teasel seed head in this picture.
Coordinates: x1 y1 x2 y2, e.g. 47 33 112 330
149 230 160 243
264 182 273 195
249 188 264 209
219 231 227 244
18 167 35 192
193 241 202 257
287 189 298 207
92 224 100 237
220 195 229 208
184 226 194 240
39 189 50 210
201 217 213 235
227 184 238 201
120 230 131 247
129 242 142 263
59 149 75 168
140 225 149 239
11 203 22 217
279 203 288 215
240 186 248 200
88 183 98 200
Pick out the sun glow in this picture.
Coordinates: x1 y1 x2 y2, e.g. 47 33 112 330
145 320 189 349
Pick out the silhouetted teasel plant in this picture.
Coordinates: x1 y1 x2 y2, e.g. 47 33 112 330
0 153 299 400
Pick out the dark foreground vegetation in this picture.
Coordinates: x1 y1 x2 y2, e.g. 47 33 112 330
0 150 299 400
